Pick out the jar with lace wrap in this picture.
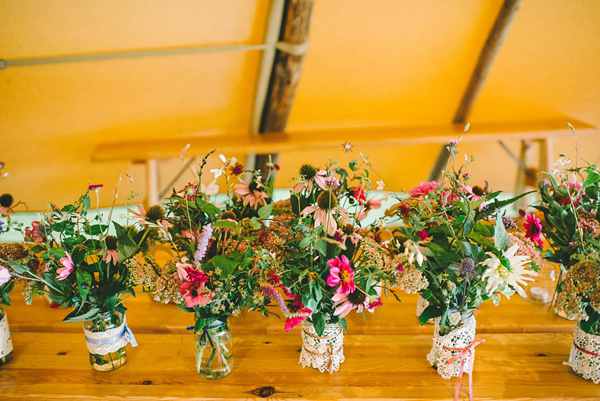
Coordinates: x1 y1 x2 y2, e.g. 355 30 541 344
299 320 345 374
0 309 13 366
426 313 476 379
83 310 136 372
194 317 234 379
565 321 600 384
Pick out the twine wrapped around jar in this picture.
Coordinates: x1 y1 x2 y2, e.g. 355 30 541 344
299 320 345 373
565 322 600 384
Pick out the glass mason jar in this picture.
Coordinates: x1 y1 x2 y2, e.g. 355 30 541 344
83 311 127 372
527 262 557 304
0 309 13 366
194 317 234 379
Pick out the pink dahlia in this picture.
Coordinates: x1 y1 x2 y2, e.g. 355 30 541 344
326 255 356 294
524 213 543 248
409 181 441 197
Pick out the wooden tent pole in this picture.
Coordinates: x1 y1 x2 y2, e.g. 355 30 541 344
253 0 315 181
428 0 523 181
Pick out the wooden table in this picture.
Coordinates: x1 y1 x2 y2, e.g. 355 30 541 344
1 292 598 400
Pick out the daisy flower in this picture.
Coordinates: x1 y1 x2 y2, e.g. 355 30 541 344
326 255 356 294
301 191 348 235
285 294 312 331
480 243 538 298
234 179 269 208
357 194 389 221
464 185 487 211
332 287 378 318
129 204 173 228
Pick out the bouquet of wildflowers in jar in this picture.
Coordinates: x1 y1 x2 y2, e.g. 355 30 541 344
133 151 275 379
557 257 600 383
534 154 600 318
0 249 14 366
0 180 143 372
259 148 398 373
384 138 540 393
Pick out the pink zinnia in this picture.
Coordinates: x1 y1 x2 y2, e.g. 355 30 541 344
284 294 312 331
409 181 441 197
56 252 74 281
326 255 356 294
524 214 543 248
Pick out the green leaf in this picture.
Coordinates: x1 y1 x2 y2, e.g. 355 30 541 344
62 305 101 322
258 203 274 220
194 317 206 333
494 216 510 251
114 221 139 261
211 255 239 277
313 313 325 336
249 217 262 230
213 220 237 230
316 240 327 257
419 305 443 325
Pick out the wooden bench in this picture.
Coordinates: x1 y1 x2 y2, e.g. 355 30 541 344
92 119 596 206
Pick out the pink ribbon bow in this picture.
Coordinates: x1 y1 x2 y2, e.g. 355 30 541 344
443 338 486 401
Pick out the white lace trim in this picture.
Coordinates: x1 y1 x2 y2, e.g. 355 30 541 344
299 321 345 373
0 313 13 358
83 317 135 355
417 294 429 317
565 323 600 384
426 316 476 379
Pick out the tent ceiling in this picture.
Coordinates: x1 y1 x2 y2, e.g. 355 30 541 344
1 0 599 210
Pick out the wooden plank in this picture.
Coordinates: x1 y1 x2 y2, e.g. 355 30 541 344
1 332 598 399
429 0 523 181
4 292 576 335
92 119 596 162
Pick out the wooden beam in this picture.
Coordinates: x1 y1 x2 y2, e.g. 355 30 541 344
254 0 315 179
429 0 523 181
93 119 596 163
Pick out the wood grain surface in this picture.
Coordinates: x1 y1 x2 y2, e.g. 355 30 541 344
1 290 597 400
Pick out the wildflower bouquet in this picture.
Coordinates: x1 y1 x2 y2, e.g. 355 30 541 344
535 155 600 280
133 151 275 379
0 183 143 371
262 152 397 372
384 139 540 383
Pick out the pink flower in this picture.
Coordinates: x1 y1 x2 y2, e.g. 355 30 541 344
464 185 487 211
102 250 119 265
409 181 441 197
357 194 389 221
180 281 214 308
524 214 543 248
284 295 311 331
332 291 365 318
0 266 11 286
416 230 428 241
326 255 356 294
25 221 46 244
56 252 74 281
353 186 366 205
88 184 103 191
234 179 269 209
313 170 329 190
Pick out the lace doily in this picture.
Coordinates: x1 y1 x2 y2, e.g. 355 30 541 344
417 294 429 317
0 313 13 359
426 316 476 379
299 321 345 373
565 323 600 384
83 316 137 356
